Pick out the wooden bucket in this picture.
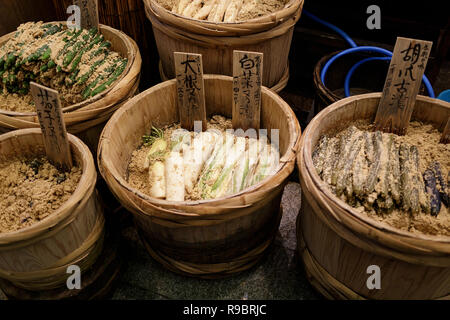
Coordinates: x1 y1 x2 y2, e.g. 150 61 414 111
143 0 304 92
297 93 450 300
312 51 390 116
312 51 428 117
98 75 301 278
52 0 158 88
0 23 142 155
0 129 105 294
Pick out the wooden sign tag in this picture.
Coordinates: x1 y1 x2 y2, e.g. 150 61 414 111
174 52 207 131
232 50 263 131
441 118 450 144
374 37 433 135
30 82 73 171
73 0 99 30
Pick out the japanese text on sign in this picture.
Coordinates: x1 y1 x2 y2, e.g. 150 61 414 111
30 82 73 170
232 51 263 131
375 37 432 134
174 53 206 131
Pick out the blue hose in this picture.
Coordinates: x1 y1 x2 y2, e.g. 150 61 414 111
344 57 391 97
304 9 436 98
303 10 358 48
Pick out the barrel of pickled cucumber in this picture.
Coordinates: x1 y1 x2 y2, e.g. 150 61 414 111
297 93 450 299
0 22 142 156
98 75 301 278
143 0 304 93
0 129 105 294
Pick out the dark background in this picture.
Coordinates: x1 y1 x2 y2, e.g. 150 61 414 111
0 0 448 127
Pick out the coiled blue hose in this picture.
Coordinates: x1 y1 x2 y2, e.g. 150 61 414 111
303 9 436 98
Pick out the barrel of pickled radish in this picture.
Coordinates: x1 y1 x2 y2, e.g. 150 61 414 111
98 75 301 278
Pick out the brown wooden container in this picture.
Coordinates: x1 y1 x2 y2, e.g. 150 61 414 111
297 93 450 299
144 0 304 92
312 51 428 117
0 129 105 293
0 23 142 155
98 75 301 278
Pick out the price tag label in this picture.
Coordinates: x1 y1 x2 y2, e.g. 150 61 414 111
73 0 99 30
232 50 263 131
375 37 432 134
30 82 73 171
174 52 207 131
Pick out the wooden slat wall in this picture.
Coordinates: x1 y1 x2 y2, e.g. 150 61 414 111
0 0 57 35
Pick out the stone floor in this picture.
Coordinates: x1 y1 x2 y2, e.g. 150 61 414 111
111 182 320 300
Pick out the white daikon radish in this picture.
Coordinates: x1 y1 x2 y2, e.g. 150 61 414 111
198 132 235 198
183 0 203 18
194 0 217 20
165 151 185 201
211 0 233 22
149 161 166 199
184 131 219 193
212 136 247 198
175 0 190 14
242 137 265 188
143 127 167 169
223 0 243 22
250 143 280 186
207 2 219 20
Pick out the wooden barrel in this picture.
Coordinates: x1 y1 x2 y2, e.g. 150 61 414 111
312 51 390 116
52 0 158 88
297 93 450 300
312 51 429 117
0 129 105 293
98 75 301 278
0 22 142 155
143 0 304 92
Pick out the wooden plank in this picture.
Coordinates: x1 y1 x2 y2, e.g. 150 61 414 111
30 82 73 171
174 52 207 131
440 118 450 144
73 0 99 30
232 50 263 131
374 37 433 135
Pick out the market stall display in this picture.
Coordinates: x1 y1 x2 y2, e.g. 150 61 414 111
0 21 141 154
297 93 450 299
0 128 112 299
144 0 303 92
98 75 301 278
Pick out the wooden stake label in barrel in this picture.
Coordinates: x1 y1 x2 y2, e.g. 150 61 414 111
73 0 99 30
30 82 73 171
174 52 207 131
375 37 432 134
232 50 263 131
